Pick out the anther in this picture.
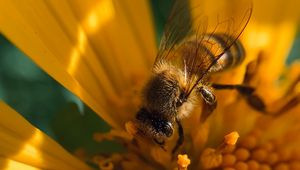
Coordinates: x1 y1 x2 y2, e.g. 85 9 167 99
177 154 191 170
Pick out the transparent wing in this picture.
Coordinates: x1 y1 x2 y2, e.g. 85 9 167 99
154 0 252 95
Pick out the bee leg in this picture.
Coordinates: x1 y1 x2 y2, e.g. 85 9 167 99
213 83 300 115
200 99 218 122
198 86 218 122
212 83 266 112
172 118 184 154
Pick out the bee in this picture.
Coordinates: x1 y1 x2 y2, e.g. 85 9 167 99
131 0 260 153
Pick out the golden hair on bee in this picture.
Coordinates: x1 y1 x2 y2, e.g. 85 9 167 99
151 61 199 119
152 61 187 89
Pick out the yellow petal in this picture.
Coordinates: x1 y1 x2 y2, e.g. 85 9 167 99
0 0 157 128
0 101 92 170
252 0 300 24
0 158 40 170
243 0 299 99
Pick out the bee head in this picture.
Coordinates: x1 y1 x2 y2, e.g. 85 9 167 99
134 107 174 148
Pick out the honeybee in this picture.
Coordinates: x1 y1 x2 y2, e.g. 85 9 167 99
131 0 259 153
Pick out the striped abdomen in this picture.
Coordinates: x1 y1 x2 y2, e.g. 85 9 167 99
204 34 245 73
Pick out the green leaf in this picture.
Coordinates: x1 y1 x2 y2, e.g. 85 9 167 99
50 103 125 154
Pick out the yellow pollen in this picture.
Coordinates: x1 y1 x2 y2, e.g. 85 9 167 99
277 149 291 161
222 145 236 154
224 131 240 145
247 160 259 170
265 152 279 165
249 128 263 138
251 148 267 162
223 168 235 170
292 150 300 160
260 142 274 152
239 135 257 149
177 154 191 170
226 129 300 170
200 148 222 169
221 154 236 167
290 161 300 170
259 164 271 170
274 163 289 170
235 148 250 161
234 161 248 170
214 131 240 156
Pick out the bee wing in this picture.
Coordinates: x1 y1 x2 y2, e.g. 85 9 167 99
154 0 252 95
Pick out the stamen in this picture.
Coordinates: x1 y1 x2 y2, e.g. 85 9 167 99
177 154 191 170
224 131 239 146
251 148 268 162
222 145 236 154
223 168 235 170
290 161 300 170
291 149 300 160
125 121 138 137
259 164 271 170
260 142 274 152
277 149 292 161
265 152 279 165
98 160 114 170
93 156 114 170
239 135 257 150
247 160 259 169
218 125 300 170
200 148 222 169
274 163 289 170
217 131 240 154
235 148 250 161
222 154 237 167
201 131 240 169
234 161 248 170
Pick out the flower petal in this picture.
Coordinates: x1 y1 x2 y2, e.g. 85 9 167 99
0 0 157 128
0 158 42 170
0 101 92 170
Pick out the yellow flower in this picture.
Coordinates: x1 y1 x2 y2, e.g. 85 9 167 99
0 101 92 170
0 0 300 170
